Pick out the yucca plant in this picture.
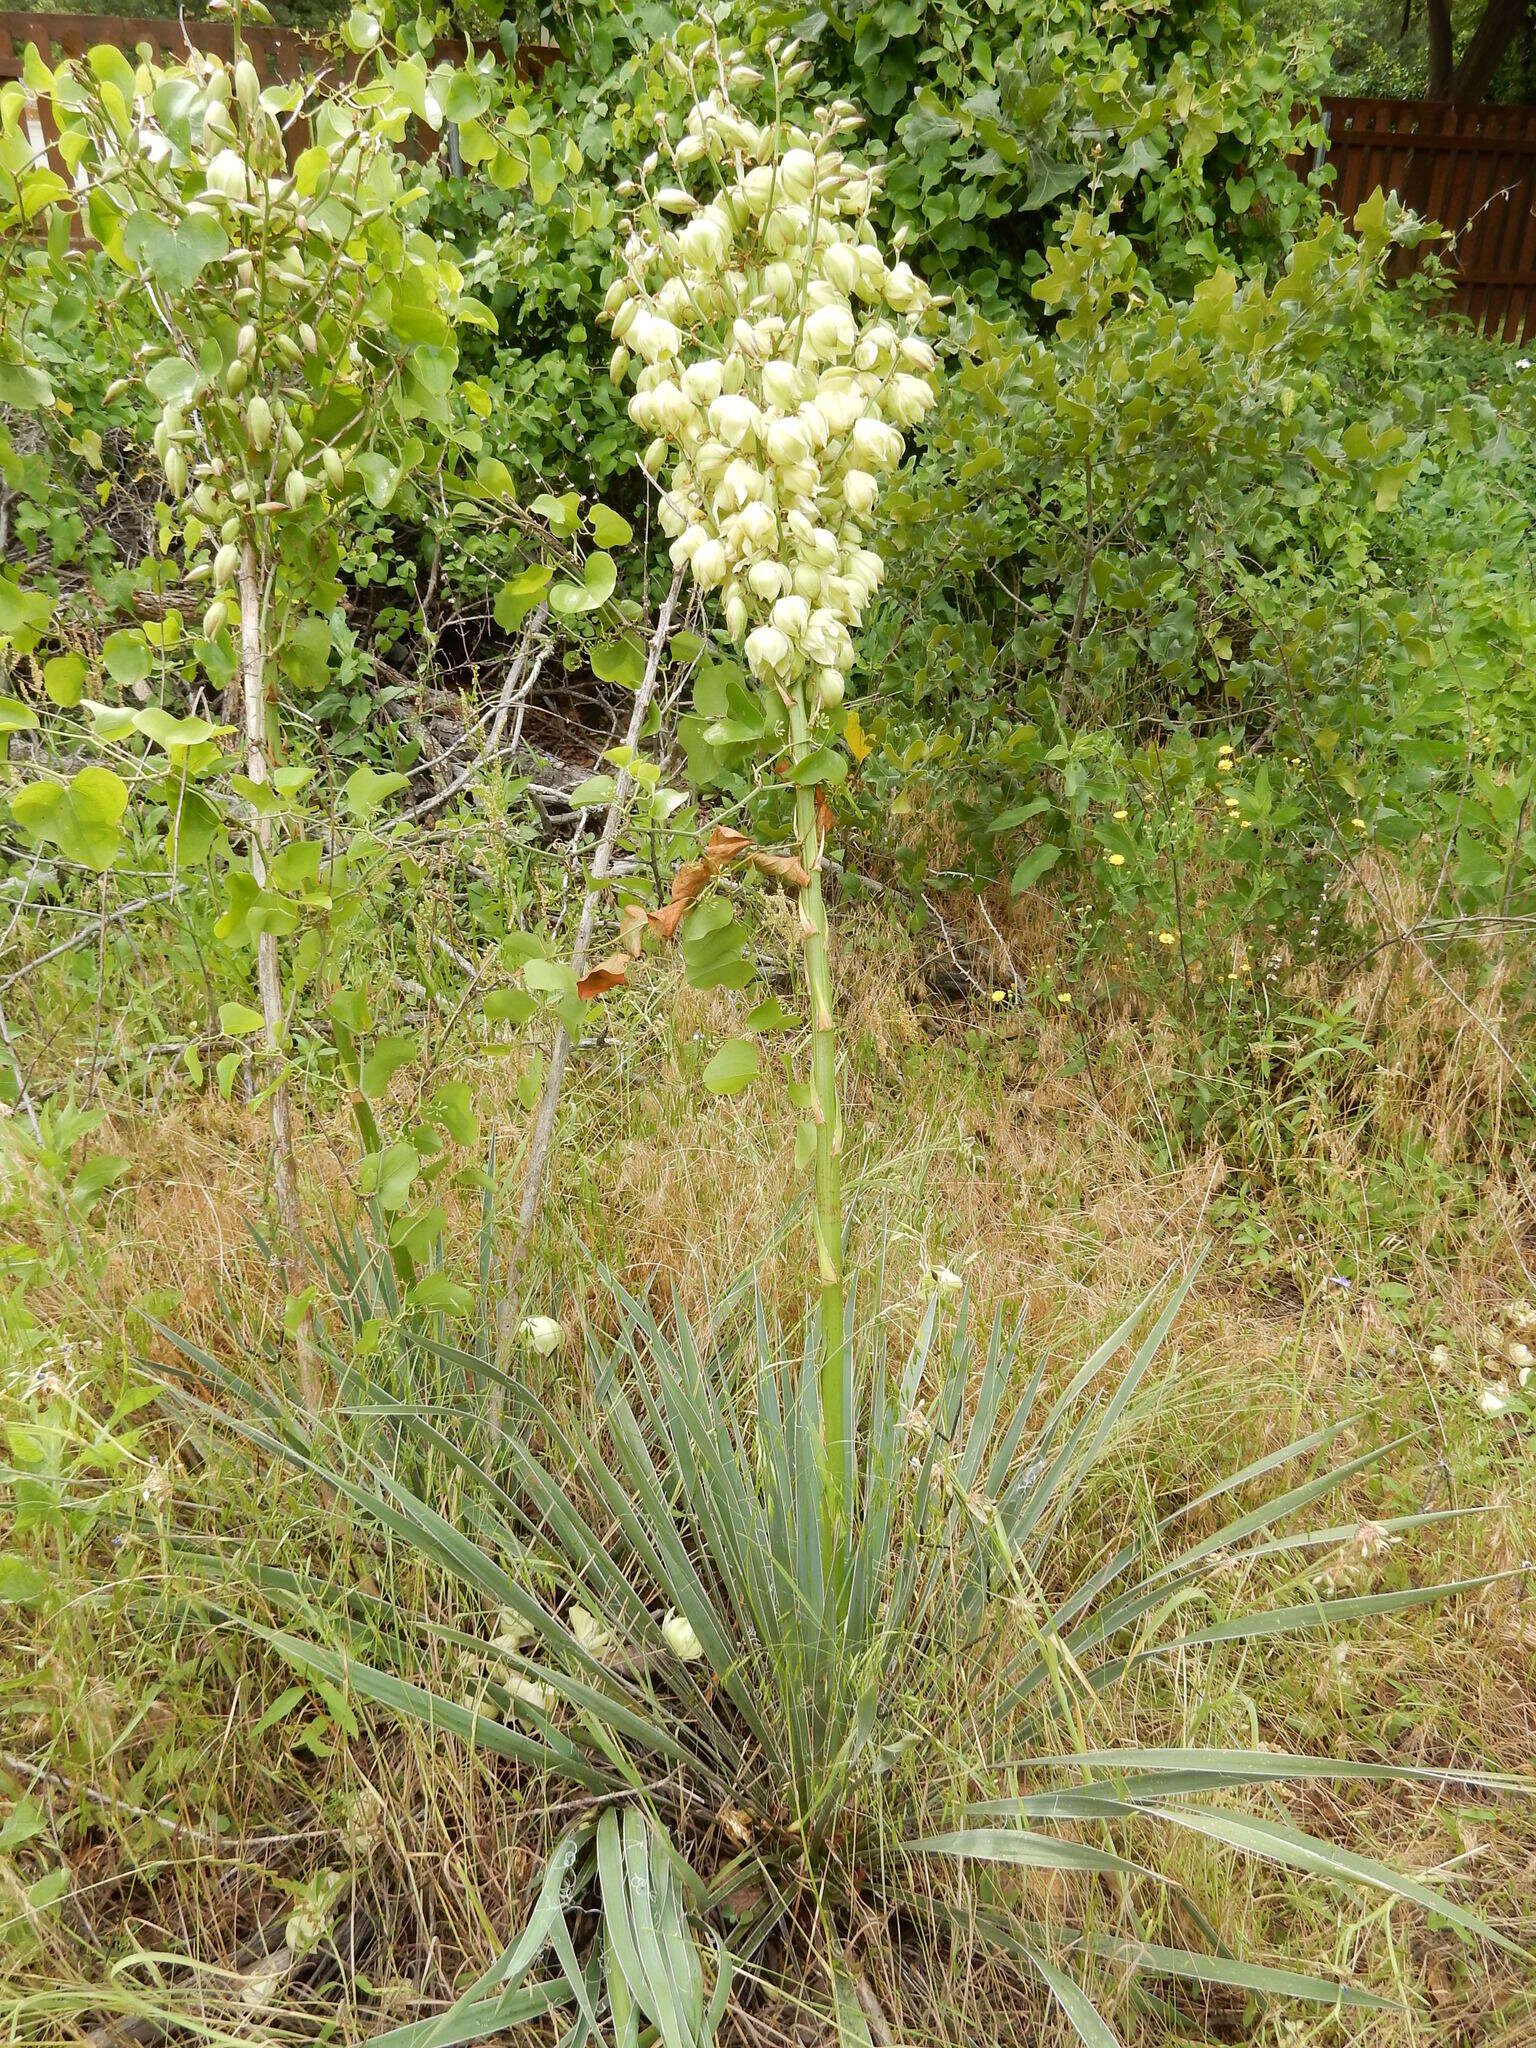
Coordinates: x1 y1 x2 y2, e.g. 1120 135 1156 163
147 25 1529 2046
157 1244 1526 2045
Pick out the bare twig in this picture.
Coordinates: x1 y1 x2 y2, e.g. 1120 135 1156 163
407 602 550 822
238 541 322 1410
495 570 684 1371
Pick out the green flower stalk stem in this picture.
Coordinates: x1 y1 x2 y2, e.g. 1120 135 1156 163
789 684 846 1501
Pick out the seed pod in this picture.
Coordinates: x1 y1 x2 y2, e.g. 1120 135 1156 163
246 395 273 450
213 542 240 587
203 598 229 640
203 100 236 148
281 418 303 458
104 376 132 404
164 447 188 498
220 513 240 543
236 322 258 361
818 668 845 710
275 333 303 365
321 447 345 491
284 470 308 511
152 418 170 461
299 323 318 356
226 357 249 396
193 482 220 518
609 344 629 386
234 58 261 118
205 65 231 105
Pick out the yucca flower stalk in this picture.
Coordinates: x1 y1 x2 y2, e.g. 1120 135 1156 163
604 35 937 1511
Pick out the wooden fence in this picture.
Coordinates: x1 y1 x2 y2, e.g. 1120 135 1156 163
1319 95 1536 342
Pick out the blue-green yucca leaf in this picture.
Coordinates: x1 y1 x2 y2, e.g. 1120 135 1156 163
370 1826 593 2047
970 1908 1395 2024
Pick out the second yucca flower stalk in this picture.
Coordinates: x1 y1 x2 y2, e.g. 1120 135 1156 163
606 34 937 1517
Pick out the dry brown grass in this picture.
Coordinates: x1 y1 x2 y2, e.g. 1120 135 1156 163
2 894 1532 2043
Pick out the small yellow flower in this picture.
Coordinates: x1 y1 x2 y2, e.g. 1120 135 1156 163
1113 807 1129 821
1106 852 1125 867
1350 815 1366 832
991 988 1006 1005
1158 930 1177 946
1056 992 1072 1008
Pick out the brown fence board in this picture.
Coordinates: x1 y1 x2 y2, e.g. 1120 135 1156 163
1319 93 1536 342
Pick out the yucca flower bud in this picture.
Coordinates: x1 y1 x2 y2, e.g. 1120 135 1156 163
817 378 865 436
691 537 727 587
682 358 724 407
765 416 812 467
748 559 788 601
772 594 810 640
843 468 878 516
892 372 934 426
884 260 920 311
822 243 861 296
850 416 902 469
762 360 803 410
778 147 817 203
738 501 777 549
708 394 758 448
803 303 857 361
745 623 791 676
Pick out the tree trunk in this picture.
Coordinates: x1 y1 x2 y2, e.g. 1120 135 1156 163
1427 0 1455 95
238 541 323 1411
1450 0 1529 99
788 681 848 1534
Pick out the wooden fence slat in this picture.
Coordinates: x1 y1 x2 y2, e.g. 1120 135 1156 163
1317 93 1536 341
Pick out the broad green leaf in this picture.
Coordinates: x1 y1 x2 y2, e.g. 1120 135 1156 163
702 1039 760 1095
122 210 228 292
361 1034 417 1100
280 614 333 693
0 579 52 648
43 654 87 707
343 766 409 820
1011 842 1062 895
588 504 632 548
11 766 129 870
219 1001 266 1036
0 1554 48 1604
102 629 151 689
144 354 201 406
0 697 39 735
550 551 616 617
593 638 645 689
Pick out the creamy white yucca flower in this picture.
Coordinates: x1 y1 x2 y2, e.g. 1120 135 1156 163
605 36 938 717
